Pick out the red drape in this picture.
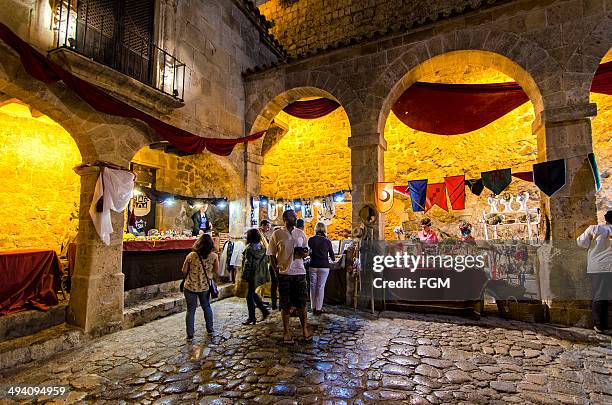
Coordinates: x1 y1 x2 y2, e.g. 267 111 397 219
0 23 265 156
392 82 530 135
0 249 62 315
392 61 612 135
283 98 341 119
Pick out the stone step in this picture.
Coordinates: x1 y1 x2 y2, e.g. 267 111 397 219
0 301 69 341
122 282 235 329
0 323 85 370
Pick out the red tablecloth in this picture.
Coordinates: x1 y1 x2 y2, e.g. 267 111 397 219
123 239 197 252
0 249 63 315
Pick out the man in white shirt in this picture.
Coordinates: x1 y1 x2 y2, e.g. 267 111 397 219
267 209 311 343
577 210 612 334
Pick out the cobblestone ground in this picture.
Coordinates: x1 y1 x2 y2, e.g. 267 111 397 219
1 298 611 404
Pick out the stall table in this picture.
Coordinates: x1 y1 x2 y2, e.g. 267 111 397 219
0 249 63 314
69 238 219 291
123 239 199 291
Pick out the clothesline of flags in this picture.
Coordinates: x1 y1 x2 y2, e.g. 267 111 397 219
252 189 352 209
382 153 600 213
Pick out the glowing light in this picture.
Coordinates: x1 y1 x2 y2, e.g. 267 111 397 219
164 199 175 206
217 200 227 209
132 188 142 196
334 194 344 202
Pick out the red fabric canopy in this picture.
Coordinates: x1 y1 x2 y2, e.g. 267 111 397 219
392 61 612 135
0 249 62 315
0 22 265 156
283 98 341 119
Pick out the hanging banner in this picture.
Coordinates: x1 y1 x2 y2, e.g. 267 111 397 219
408 180 428 212
533 159 566 197
482 168 512 195
444 175 465 210
374 182 395 213
588 153 602 192
512 171 534 182
466 179 484 196
425 182 448 212
133 194 151 216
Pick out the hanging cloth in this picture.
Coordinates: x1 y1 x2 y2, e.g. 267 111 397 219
444 175 465 210
219 241 230 278
512 171 534 182
393 185 410 197
465 179 485 196
408 180 428 212
533 159 566 197
481 169 512 195
588 153 602 192
89 168 135 245
425 182 448 212
283 98 341 119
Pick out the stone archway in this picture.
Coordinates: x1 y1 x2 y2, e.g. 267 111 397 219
378 51 542 240
0 42 158 334
244 84 355 237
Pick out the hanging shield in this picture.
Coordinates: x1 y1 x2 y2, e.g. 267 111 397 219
374 182 394 213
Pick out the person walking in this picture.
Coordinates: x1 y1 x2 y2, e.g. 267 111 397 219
308 222 335 315
181 234 219 340
577 210 612 334
267 209 311 343
242 229 271 325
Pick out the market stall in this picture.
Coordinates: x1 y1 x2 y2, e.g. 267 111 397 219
69 236 220 291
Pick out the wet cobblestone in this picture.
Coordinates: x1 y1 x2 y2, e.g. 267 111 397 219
1 298 611 404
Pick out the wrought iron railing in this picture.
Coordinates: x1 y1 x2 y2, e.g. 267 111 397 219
53 0 185 101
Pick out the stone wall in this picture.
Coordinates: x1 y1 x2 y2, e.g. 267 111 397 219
260 108 352 199
258 0 500 55
0 102 80 252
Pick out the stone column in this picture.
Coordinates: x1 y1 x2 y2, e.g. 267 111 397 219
243 149 264 232
67 166 125 335
533 103 598 327
348 133 387 240
347 133 386 310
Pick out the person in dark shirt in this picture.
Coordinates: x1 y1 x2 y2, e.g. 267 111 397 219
307 222 336 315
191 203 212 236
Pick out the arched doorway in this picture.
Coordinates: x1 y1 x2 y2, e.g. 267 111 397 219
380 51 542 242
259 102 352 239
0 99 81 252
248 87 353 240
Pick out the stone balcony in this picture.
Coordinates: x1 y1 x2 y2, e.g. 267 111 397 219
48 48 185 116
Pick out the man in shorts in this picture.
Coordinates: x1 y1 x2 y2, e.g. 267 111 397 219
267 209 311 343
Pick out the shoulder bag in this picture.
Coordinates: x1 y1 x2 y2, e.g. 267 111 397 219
199 254 219 299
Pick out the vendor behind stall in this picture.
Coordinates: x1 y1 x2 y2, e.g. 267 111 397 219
192 203 213 236
418 217 439 243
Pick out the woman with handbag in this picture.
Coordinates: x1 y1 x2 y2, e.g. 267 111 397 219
241 229 271 325
181 233 220 340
